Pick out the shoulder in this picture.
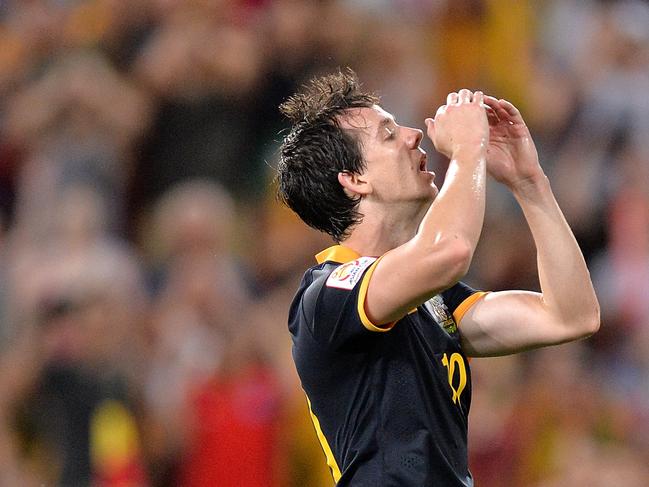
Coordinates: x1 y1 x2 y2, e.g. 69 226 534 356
322 256 378 290
288 256 380 343
298 257 377 310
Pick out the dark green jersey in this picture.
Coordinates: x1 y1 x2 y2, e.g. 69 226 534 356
288 245 486 486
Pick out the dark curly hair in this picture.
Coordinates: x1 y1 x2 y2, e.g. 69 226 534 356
276 69 379 242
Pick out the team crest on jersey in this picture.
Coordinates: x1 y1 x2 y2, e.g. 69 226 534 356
326 257 376 290
425 295 457 334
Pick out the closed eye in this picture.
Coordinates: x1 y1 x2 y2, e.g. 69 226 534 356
377 115 398 141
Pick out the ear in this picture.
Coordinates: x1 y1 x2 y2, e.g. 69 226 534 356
338 171 372 197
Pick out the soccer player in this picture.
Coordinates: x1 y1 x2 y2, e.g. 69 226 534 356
276 70 599 486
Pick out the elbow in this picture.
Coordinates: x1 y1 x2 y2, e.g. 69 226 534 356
570 301 601 340
581 294 601 338
584 302 601 337
412 233 475 291
453 240 474 280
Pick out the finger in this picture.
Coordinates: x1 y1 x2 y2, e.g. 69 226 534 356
498 98 522 118
446 92 458 105
472 90 484 105
486 106 500 126
481 95 500 122
458 88 472 103
482 95 501 110
483 95 510 121
435 104 447 118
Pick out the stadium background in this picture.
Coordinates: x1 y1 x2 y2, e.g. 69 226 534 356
0 0 648 485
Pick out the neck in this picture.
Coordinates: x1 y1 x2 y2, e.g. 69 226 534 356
341 199 430 256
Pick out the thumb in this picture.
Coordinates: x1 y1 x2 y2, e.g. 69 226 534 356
425 118 435 138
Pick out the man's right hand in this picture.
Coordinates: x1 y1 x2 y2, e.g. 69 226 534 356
425 89 489 159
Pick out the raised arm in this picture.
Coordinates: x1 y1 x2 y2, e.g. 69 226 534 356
364 90 489 324
459 97 600 357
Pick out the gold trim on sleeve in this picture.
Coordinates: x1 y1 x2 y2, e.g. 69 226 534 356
453 291 489 325
357 258 396 332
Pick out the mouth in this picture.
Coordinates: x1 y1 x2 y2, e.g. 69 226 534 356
419 153 428 172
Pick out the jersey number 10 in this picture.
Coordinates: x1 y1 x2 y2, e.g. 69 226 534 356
441 353 467 405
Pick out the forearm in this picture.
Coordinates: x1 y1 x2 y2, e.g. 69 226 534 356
419 146 487 254
513 174 600 330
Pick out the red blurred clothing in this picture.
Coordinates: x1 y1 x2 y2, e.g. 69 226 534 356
179 364 284 487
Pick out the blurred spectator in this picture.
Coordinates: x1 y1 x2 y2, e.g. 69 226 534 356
177 319 284 487
0 239 148 486
132 4 265 208
141 180 264 484
4 50 152 235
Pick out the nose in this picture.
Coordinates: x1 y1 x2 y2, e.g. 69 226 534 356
407 127 423 148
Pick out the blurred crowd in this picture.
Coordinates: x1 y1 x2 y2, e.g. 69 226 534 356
0 0 647 485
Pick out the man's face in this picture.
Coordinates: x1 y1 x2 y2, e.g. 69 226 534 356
340 105 437 204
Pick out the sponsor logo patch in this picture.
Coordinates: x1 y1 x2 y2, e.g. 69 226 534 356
326 257 377 290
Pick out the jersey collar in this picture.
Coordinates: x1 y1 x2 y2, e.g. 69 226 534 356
315 245 361 264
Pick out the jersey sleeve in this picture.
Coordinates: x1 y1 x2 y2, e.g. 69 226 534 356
299 257 395 349
441 281 488 325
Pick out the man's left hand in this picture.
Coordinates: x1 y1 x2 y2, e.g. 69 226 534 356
483 96 544 190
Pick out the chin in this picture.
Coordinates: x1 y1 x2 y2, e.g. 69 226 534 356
416 189 437 207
